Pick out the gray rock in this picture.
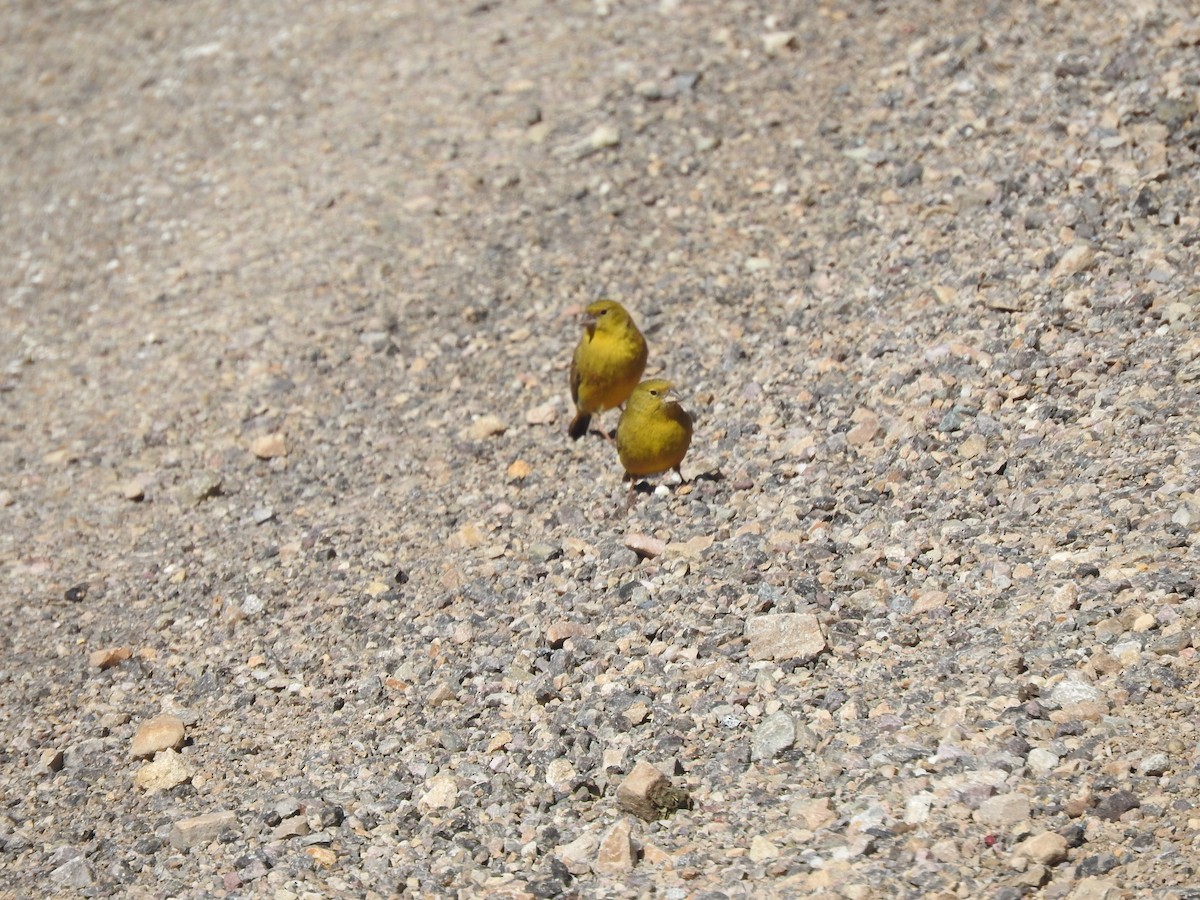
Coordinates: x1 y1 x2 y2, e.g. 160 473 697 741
974 793 1031 826
1137 753 1170 776
241 593 266 615
1049 676 1101 708
50 855 93 889
1150 632 1192 655
751 712 797 761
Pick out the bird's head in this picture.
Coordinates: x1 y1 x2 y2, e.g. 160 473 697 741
582 299 631 337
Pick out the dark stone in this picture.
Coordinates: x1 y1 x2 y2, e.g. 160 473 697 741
1076 852 1119 876
1057 823 1086 848
1093 790 1140 821
895 162 923 187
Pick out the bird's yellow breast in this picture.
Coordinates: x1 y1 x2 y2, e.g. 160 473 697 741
617 398 692 476
572 329 648 414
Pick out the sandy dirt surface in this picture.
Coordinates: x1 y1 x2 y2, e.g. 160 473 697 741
3 1 1200 897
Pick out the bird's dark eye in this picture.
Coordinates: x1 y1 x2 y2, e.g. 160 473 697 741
649 390 658 396
598 309 607 316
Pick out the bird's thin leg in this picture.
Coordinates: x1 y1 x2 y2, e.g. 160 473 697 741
600 409 621 445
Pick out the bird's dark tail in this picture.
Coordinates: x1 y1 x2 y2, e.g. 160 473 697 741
568 413 591 440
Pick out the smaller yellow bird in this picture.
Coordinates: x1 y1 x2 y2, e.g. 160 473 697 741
568 300 648 441
616 378 693 504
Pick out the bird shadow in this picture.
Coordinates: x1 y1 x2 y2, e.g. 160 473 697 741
626 468 724 497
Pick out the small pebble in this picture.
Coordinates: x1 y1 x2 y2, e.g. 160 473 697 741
1027 748 1059 775
465 415 507 440
751 711 797 761
50 856 93 889
134 748 193 793
1014 831 1069 866
169 811 237 851
975 793 1031 826
130 715 186 759
417 776 458 812
761 31 795 55
250 433 287 459
1050 244 1096 280
617 760 691 821
121 478 146 501
1093 790 1140 821
593 818 635 875
1049 676 1101 708
555 832 599 877
89 647 132 670
745 613 826 662
1137 753 1169 777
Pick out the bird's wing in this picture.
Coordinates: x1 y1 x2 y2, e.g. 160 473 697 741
569 353 582 405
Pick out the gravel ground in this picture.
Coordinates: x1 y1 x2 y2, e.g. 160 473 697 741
3 1 1200 897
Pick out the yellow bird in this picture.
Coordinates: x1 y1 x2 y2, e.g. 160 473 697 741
616 379 693 503
568 300 648 440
